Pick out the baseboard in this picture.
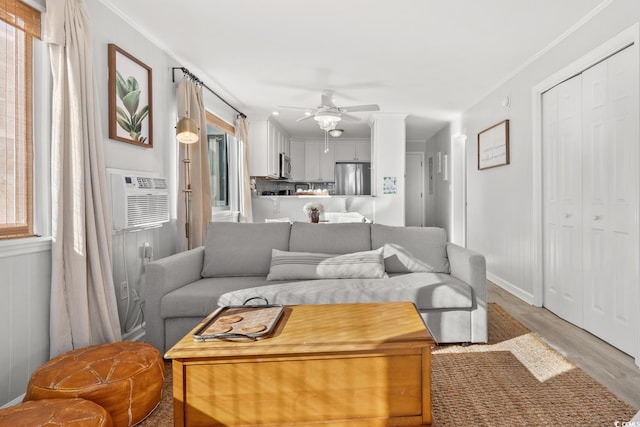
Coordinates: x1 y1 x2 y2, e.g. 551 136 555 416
2 393 25 408
487 272 535 305
122 323 146 342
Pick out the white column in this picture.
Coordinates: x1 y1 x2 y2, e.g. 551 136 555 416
370 113 408 226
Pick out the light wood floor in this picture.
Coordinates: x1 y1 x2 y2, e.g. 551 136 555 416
489 283 640 410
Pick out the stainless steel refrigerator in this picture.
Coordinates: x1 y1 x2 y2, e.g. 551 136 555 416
335 162 371 195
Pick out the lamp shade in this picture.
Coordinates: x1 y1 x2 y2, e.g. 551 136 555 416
176 117 199 144
328 129 344 137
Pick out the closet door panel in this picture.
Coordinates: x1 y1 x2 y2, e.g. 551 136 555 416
543 75 583 326
557 75 584 326
607 47 638 355
582 46 638 356
542 87 562 311
582 60 609 334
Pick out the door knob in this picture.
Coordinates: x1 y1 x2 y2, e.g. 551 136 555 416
563 213 571 218
593 215 602 220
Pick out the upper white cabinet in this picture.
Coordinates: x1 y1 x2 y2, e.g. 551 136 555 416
335 141 371 162
304 141 335 181
249 119 290 177
289 139 305 181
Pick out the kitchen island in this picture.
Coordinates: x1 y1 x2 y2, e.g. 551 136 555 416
252 195 374 223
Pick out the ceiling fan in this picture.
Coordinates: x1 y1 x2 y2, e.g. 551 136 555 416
279 90 380 133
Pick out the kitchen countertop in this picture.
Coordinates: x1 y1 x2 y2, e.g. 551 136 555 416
253 194 374 198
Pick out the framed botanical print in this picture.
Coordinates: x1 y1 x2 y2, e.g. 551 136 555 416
108 44 153 148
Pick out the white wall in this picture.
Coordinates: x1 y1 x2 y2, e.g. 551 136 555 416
462 0 640 302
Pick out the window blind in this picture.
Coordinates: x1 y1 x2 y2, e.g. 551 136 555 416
0 0 40 239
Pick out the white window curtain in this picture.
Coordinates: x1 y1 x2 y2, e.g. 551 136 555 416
176 79 211 250
44 0 121 357
236 116 252 223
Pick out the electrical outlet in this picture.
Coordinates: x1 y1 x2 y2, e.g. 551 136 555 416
120 281 128 300
143 242 153 259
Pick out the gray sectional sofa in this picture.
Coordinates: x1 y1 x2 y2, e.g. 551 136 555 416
143 221 487 354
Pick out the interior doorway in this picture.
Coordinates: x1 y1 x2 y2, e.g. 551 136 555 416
406 152 425 226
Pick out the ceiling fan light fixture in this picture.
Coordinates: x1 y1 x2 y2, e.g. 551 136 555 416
314 111 341 132
328 129 344 137
313 111 341 123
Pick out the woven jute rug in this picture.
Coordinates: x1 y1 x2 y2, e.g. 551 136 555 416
139 304 637 426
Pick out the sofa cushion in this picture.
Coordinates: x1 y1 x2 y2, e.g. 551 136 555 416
266 248 386 281
218 272 472 311
289 222 371 253
161 276 296 319
201 222 291 277
371 224 450 274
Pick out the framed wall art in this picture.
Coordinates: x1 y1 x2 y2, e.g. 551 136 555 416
428 156 434 194
478 119 509 170
108 44 153 148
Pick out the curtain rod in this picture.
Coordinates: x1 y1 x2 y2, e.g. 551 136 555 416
172 67 247 119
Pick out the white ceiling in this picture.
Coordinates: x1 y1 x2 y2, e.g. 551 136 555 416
101 0 607 140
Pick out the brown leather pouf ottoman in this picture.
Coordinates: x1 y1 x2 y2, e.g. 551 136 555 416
24 342 164 427
0 398 112 427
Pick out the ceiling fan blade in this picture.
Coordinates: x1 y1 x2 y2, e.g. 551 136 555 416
340 104 380 113
278 105 312 111
321 90 336 108
296 115 315 122
340 113 361 121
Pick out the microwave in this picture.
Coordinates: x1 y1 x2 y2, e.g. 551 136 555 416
279 153 292 179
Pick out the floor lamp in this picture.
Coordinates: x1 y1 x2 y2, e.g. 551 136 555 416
176 109 199 250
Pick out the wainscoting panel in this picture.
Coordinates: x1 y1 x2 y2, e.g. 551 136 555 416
0 242 51 407
111 223 174 339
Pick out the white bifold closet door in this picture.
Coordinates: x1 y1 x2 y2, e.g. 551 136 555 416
543 74 584 327
542 45 639 356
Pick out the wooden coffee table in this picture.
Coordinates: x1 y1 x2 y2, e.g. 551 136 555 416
165 302 434 426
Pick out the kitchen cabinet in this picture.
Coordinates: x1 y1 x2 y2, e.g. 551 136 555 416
249 119 289 177
304 141 335 181
289 139 305 181
335 141 371 162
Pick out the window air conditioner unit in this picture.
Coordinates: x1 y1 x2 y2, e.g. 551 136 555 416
110 173 170 230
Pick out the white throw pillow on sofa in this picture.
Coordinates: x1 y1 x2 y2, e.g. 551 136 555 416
267 248 386 281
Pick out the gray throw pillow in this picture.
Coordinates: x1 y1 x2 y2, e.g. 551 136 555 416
201 222 291 277
266 248 386 281
371 224 450 273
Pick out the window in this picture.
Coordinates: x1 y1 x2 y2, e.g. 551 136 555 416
205 111 236 212
208 130 229 208
0 1 40 239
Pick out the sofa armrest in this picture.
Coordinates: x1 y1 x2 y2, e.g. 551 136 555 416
446 243 487 342
142 246 205 353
